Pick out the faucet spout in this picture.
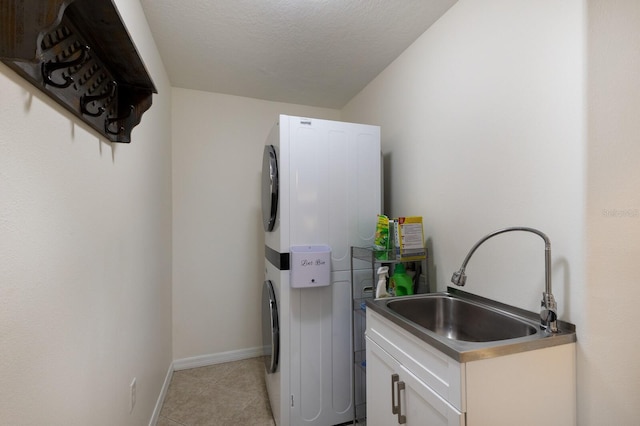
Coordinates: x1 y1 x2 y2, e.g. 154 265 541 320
450 227 559 333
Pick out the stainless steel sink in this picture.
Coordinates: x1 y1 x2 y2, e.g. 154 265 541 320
386 295 537 342
366 289 577 362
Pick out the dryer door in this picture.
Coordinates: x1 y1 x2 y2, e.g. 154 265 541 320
261 145 278 232
262 279 279 373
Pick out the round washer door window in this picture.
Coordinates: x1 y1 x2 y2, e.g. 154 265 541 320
262 280 279 373
262 145 278 232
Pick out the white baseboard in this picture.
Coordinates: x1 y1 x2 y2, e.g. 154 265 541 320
149 347 264 425
149 362 174 426
173 346 264 371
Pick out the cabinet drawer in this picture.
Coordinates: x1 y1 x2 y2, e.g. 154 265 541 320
367 309 465 411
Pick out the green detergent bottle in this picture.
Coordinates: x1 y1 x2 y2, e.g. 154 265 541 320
391 263 413 296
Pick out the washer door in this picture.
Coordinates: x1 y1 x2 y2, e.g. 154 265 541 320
262 279 279 373
261 145 279 232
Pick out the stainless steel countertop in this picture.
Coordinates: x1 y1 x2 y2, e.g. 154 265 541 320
366 287 577 363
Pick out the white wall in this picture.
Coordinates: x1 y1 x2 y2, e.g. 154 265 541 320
171 89 339 360
343 0 640 424
0 1 173 424
343 0 585 324
584 0 640 422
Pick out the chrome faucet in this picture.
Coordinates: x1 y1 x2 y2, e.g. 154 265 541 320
451 227 559 333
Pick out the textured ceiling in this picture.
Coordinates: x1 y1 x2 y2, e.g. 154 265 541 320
139 0 457 108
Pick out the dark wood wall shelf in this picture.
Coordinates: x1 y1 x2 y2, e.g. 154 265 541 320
0 0 157 143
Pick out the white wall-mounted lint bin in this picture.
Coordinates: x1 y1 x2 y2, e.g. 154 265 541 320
290 245 331 288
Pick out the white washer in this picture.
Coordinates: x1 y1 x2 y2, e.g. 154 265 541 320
261 115 381 426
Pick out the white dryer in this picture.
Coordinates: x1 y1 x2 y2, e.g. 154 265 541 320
261 115 381 426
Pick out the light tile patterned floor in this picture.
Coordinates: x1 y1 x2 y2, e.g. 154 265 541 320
157 357 275 426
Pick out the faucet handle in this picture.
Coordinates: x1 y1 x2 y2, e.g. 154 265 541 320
540 306 557 322
540 293 558 332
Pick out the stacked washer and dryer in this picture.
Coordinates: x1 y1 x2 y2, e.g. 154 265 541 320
261 115 381 426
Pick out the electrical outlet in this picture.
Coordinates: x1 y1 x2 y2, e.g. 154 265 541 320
129 378 136 413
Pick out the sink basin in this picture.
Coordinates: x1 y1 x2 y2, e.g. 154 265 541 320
367 289 577 362
386 295 537 342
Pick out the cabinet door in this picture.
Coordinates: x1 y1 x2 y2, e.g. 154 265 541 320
367 337 464 426
399 363 464 426
366 337 399 425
